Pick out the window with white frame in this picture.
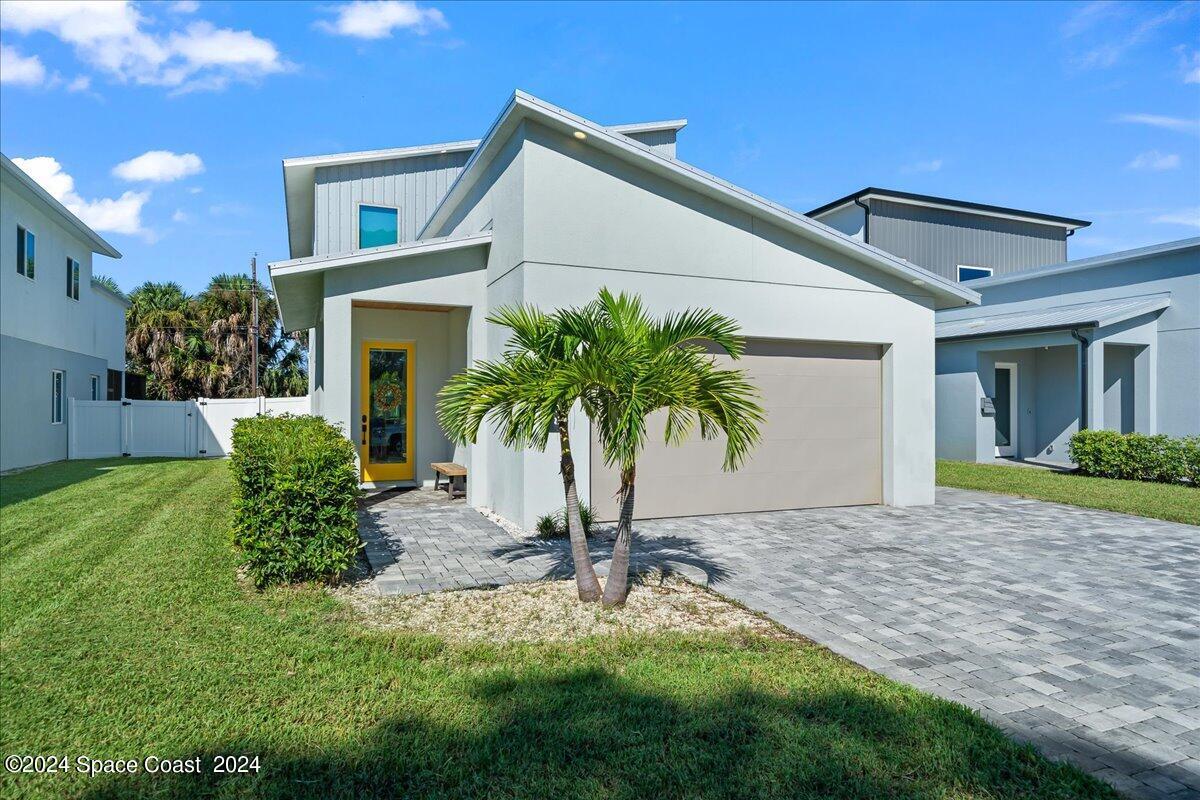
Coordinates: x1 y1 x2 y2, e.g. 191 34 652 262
957 265 993 282
90 374 100 400
17 225 36 279
51 370 64 424
67 257 80 300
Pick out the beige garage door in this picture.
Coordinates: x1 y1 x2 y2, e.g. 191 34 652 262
590 340 882 521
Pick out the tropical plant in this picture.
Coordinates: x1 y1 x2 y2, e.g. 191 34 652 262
125 275 307 400
563 289 764 607
91 273 125 298
437 305 604 602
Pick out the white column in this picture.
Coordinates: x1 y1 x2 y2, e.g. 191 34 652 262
1134 341 1157 434
1086 339 1105 431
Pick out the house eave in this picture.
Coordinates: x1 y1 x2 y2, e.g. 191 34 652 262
419 91 979 309
807 187 1092 231
2 153 122 259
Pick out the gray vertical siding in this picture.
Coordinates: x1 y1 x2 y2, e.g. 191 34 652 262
313 150 472 256
623 129 677 159
869 199 1067 281
310 127 677 258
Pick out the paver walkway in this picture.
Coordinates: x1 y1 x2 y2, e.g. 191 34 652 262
359 487 1200 800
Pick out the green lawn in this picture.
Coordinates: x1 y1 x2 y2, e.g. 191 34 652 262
1 459 1116 800
937 459 1199 526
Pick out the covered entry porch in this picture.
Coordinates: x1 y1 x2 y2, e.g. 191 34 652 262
935 294 1170 465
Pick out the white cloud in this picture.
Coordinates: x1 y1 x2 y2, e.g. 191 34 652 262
113 150 204 182
316 1 448 39
1178 46 1200 83
1127 150 1181 170
1152 207 1200 228
1061 1 1122 38
0 0 289 93
1115 113 1200 135
11 155 149 237
0 43 46 85
169 0 200 12
66 74 90 92
1069 1 1196 70
900 158 943 174
172 209 189 223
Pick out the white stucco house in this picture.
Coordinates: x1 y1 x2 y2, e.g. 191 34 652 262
269 91 979 528
1 153 128 472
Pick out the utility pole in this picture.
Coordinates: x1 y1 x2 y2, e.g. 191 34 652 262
250 254 259 398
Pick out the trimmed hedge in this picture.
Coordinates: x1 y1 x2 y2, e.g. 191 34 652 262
1068 429 1200 485
229 415 361 588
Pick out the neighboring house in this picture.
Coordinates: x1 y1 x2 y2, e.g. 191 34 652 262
807 188 1091 283
934 239 1200 464
1 153 128 472
269 90 978 529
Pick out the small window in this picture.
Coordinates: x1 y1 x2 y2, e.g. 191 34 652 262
107 369 122 400
66 258 80 300
358 205 399 249
957 265 993 282
90 374 100 400
51 370 64 424
17 226 35 278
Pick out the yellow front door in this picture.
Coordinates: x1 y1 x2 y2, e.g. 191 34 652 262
360 341 415 482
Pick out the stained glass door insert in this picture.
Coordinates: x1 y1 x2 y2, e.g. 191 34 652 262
360 341 414 481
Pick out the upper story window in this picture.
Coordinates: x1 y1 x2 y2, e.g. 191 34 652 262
16 225 36 279
66 257 80 300
957 265 993 282
90 374 100 400
358 205 399 249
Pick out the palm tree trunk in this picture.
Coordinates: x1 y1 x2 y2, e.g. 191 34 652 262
601 465 636 608
559 414 602 602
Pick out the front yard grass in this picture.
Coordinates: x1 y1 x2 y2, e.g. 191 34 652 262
1 458 1117 799
937 459 1199 526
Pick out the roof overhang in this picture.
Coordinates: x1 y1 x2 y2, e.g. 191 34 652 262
936 293 1171 341
268 232 491 332
808 188 1091 231
963 237 1200 289
1 153 122 259
281 119 687 260
420 91 979 309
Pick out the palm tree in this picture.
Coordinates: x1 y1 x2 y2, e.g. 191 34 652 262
437 305 604 603
126 281 205 400
564 289 764 607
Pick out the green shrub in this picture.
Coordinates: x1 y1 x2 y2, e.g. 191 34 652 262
535 502 596 539
229 415 361 588
1069 429 1198 485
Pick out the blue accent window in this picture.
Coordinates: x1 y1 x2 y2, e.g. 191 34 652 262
359 205 399 249
957 265 993 282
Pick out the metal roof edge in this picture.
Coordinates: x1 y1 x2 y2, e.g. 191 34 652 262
419 91 978 307
807 187 1091 230
269 231 493 277
965 238 1200 289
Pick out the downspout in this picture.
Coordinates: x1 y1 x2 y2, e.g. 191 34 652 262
854 197 870 245
1070 328 1089 429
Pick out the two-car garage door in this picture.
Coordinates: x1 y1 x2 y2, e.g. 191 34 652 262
590 340 882 521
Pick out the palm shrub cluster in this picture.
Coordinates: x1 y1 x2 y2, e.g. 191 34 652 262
229 415 361 588
125 275 307 400
438 289 763 607
1069 430 1200 485
535 502 596 540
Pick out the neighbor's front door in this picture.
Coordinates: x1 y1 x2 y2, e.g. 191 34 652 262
361 341 415 482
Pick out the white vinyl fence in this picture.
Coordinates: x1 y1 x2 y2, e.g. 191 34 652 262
68 396 311 460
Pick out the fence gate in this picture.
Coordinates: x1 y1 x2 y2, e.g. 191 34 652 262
69 396 311 460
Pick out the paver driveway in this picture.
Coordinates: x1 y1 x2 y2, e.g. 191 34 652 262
360 487 1200 800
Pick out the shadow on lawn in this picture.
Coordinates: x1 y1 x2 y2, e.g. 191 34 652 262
78 667 1117 800
0 457 185 509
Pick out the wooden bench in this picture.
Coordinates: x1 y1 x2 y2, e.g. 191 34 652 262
431 462 467 498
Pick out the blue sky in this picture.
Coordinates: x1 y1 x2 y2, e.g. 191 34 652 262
1 0 1197 294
